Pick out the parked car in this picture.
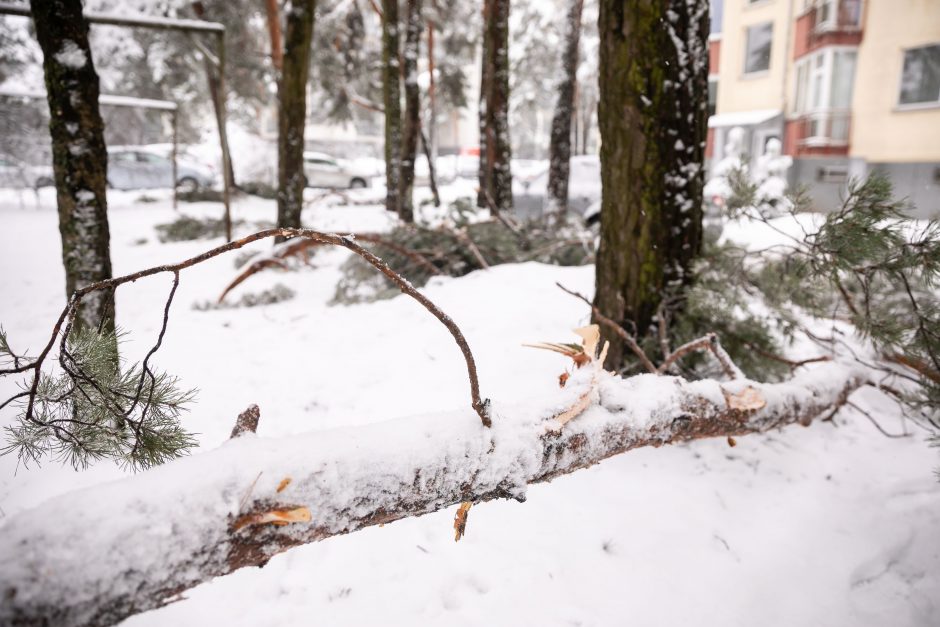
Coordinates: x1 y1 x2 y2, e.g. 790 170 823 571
302 152 372 189
0 154 54 190
512 155 601 222
107 147 217 192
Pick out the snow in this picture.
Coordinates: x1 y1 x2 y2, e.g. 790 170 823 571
54 40 87 69
0 186 938 626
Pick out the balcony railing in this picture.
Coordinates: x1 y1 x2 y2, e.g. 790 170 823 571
811 0 863 34
797 111 851 147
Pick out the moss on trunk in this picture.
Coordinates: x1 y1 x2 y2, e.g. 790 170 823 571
594 0 709 368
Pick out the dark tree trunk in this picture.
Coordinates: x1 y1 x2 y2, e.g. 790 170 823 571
546 0 584 215
31 0 114 335
593 0 709 368
398 0 422 223
275 0 316 242
382 0 402 216
478 0 512 215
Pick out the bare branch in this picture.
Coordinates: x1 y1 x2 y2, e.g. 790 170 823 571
556 283 657 374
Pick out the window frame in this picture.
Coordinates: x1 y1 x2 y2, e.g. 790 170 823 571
742 21 774 76
896 42 940 111
791 46 858 146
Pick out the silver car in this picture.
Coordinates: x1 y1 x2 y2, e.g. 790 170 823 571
0 154 54 189
303 152 371 189
107 148 217 192
512 155 602 222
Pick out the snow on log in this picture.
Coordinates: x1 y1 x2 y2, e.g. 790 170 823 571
0 362 864 627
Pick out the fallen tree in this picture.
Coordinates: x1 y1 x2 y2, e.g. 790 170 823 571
0 355 864 626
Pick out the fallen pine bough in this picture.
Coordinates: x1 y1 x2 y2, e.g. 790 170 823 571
0 359 865 627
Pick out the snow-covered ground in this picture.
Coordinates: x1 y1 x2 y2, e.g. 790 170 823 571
0 187 938 626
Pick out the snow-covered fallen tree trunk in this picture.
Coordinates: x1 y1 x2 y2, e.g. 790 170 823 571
0 362 864 627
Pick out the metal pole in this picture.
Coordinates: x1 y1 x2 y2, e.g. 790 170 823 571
216 31 233 242
171 110 178 209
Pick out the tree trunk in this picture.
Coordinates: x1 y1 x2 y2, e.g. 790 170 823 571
30 0 114 335
381 0 402 216
398 0 422 223
0 362 863 626
545 0 584 215
275 0 317 242
478 0 512 215
593 0 709 368
264 0 284 73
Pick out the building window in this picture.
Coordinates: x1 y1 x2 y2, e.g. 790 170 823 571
793 48 857 144
899 44 940 107
708 78 718 117
710 0 723 34
814 0 862 31
744 22 773 74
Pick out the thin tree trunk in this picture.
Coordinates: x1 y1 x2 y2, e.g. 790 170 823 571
381 0 402 216
31 0 114 335
593 0 709 368
420 124 440 207
546 0 584 215
427 19 437 164
264 0 284 73
275 0 317 242
0 362 863 627
478 0 513 215
398 0 422 223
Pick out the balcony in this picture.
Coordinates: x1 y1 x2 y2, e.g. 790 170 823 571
811 0 863 34
787 111 851 155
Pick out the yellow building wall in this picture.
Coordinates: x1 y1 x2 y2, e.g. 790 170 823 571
851 0 940 162
716 0 796 113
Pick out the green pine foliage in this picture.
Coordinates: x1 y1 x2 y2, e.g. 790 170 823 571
1 328 197 471
671 171 939 428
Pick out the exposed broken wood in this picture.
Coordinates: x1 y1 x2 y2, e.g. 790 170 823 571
0 361 865 627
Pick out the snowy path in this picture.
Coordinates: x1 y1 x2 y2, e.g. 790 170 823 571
0 188 937 626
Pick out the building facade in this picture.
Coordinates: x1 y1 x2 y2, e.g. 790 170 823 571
708 0 940 216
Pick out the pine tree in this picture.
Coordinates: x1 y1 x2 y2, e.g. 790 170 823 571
546 0 584 213
478 0 513 214
399 0 423 223
30 0 115 335
276 0 317 241
593 0 709 367
382 0 402 216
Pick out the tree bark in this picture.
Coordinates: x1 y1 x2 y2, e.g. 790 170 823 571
275 0 317 242
398 0 422 223
546 0 584 215
381 0 402 216
0 362 863 627
30 0 114 335
264 0 284 73
594 0 709 368
478 0 512 214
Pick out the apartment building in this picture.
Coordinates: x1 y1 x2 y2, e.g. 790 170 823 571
707 0 940 215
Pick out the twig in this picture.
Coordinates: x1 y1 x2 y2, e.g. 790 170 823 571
2 228 491 434
442 226 489 270
658 333 742 379
556 283 657 374
847 401 909 438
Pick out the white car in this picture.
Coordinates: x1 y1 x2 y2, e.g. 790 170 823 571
107 148 217 192
303 152 372 189
513 155 601 222
0 154 54 190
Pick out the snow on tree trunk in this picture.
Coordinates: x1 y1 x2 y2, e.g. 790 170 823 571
0 361 864 627
31 0 114 335
593 0 709 368
546 0 584 215
382 0 402 216
478 0 513 215
276 0 316 241
398 0 423 223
